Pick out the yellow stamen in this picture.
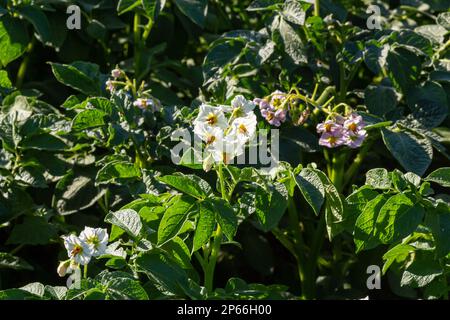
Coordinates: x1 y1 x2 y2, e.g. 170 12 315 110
206 113 217 125
238 124 248 135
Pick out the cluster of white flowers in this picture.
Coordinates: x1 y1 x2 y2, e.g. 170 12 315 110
58 227 109 277
193 95 257 171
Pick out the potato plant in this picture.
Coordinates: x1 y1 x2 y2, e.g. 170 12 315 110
0 0 449 300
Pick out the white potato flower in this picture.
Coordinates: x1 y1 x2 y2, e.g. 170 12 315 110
231 95 255 116
228 113 257 143
193 104 228 135
63 234 92 266
79 227 109 257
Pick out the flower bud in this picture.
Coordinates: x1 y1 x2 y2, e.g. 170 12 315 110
57 260 70 277
111 68 122 78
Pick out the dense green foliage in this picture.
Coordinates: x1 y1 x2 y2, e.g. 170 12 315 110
0 0 449 300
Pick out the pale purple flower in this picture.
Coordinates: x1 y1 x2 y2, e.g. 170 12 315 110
106 80 114 92
344 129 367 148
254 98 270 111
316 119 341 134
133 98 160 112
111 68 122 78
343 113 365 133
269 90 286 109
319 130 346 148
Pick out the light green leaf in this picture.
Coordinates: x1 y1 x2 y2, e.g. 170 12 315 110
0 16 29 67
365 168 391 189
375 193 425 244
193 201 216 252
354 194 389 252
0 252 33 270
425 167 450 188
295 168 325 215
158 174 212 199
105 209 143 239
157 195 196 245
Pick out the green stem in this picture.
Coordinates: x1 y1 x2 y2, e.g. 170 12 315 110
287 197 307 288
133 13 141 76
83 265 88 279
10 244 24 255
204 163 227 293
314 0 320 17
16 38 35 88
303 213 326 299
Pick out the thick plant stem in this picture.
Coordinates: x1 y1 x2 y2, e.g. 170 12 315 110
204 225 223 293
287 198 307 289
204 164 227 293
303 214 326 299
314 0 320 17
83 265 88 279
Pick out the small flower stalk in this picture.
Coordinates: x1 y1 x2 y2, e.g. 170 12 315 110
104 67 161 112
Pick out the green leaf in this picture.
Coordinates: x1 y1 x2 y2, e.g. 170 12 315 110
49 61 102 95
157 195 196 245
7 216 57 245
96 161 141 184
173 0 207 28
382 243 415 274
364 85 397 117
0 70 12 89
382 128 433 176
17 6 51 44
401 251 443 288
0 252 33 270
342 186 379 233
135 251 191 296
406 81 448 129
314 169 344 239
105 209 143 239
375 193 425 244
158 174 212 199
72 109 107 130
281 0 306 25
365 168 391 190
386 46 422 93
54 168 105 215
425 167 450 188
210 197 237 240
142 0 166 20
97 271 149 300
254 183 288 232
0 289 41 300
276 15 307 64
295 168 325 216
426 204 450 258
20 282 45 297
163 236 192 269
20 133 67 151
415 25 447 45
193 201 216 252
0 16 29 67
354 194 389 252
247 0 280 11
